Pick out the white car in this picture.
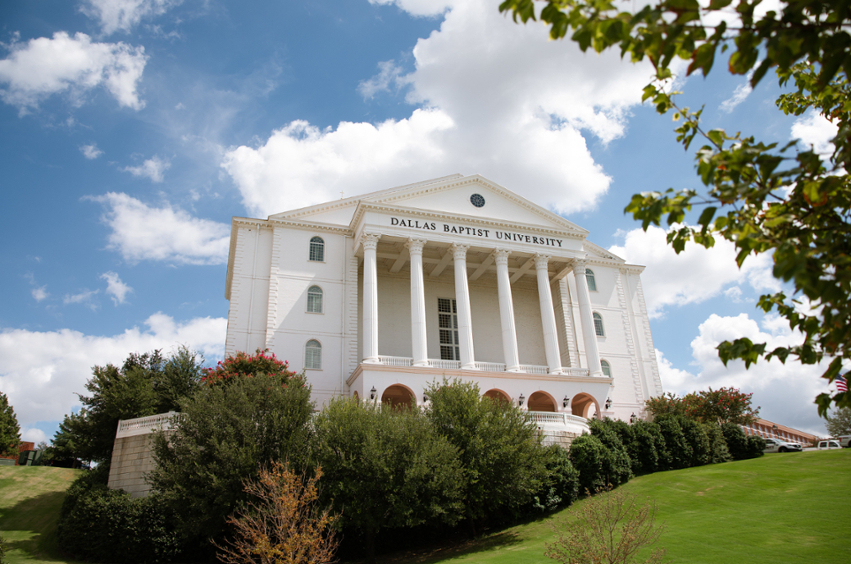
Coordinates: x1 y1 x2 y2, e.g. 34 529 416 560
837 435 851 448
763 438 803 453
817 440 842 450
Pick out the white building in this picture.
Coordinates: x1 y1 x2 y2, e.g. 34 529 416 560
224 174 663 438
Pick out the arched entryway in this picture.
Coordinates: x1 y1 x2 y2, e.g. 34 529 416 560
571 393 599 418
483 388 511 405
381 384 416 410
528 391 557 412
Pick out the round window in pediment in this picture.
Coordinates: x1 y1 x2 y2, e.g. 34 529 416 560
470 193 486 208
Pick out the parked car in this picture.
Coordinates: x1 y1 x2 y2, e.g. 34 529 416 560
816 440 842 450
763 438 803 453
837 435 851 448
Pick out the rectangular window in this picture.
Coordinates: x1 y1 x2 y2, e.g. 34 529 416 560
438 298 459 361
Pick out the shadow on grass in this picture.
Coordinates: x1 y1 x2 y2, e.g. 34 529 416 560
0 490 70 563
363 530 524 564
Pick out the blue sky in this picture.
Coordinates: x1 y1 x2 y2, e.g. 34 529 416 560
0 0 842 443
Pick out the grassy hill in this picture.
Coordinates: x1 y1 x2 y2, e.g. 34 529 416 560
0 466 80 564
371 449 851 564
0 451 848 564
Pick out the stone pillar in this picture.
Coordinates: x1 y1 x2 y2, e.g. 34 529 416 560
574 259 603 376
407 238 428 366
493 249 520 371
451 244 476 369
362 233 381 364
535 254 562 374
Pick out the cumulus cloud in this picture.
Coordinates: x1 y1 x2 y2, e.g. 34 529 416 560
101 271 132 305
122 155 170 182
659 313 834 436
80 143 104 159
610 226 781 318
0 32 147 114
791 110 838 157
91 192 230 264
81 0 184 35
0 313 226 427
222 0 654 217
22 428 47 444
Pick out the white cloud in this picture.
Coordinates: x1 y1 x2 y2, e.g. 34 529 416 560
81 0 184 35
122 155 170 182
660 313 834 436
0 32 147 114
101 271 132 305
22 428 46 444
610 226 780 318
719 80 752 113
368 0 453 16
63 288 100 309
31 286 49 302
80 143 104 159
0 313 226 427
791 110 838 157
91 192 230 265
222 0 654 217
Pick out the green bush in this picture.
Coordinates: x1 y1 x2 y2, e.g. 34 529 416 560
588 420 633 486
568 435 610 493
722 423 764 460
528 444 580 512
656 416 693 469
679 417 711 466
703 423 731 464
57 466 183 563
631 421 667 474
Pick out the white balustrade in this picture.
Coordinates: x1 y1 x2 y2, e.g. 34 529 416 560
474 361 506 372
378 356 413 367
559 367 591 378
428 359 461 369
116 412 179 438
518 364 549 375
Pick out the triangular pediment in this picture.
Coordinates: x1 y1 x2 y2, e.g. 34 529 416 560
269 174 588 237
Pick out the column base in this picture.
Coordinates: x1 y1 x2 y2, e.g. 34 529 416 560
548 368 563 375
362 358 381 364
413 360 429 367
462 362 478 370
506 366 522 373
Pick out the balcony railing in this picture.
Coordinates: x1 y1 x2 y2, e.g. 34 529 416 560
116 412 179 438
366 357 594 377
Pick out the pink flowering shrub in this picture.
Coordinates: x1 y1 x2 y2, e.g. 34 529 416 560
202 349 296 386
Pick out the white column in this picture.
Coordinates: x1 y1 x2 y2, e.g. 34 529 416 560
451 244 476 369
493 249 520 371
362 233 381 364
407 238 428 367
574 259 603 377
534 254 562 375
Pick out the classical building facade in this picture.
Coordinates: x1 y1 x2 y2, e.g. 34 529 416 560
224 174 663 436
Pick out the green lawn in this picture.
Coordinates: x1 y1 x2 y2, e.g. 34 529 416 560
1 452 848 564
368 449 851 564
0 466 80 564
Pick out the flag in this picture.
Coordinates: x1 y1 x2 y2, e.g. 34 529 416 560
837 375 848 393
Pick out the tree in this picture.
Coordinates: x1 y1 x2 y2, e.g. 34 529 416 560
215 462 339 564
423 379 549 535
55 347 205 465
500 0 851 415
0 393 20 457
825 406 851 436
645 387 759 426
149 350 314 544
545 487 667 564
311 397 463 561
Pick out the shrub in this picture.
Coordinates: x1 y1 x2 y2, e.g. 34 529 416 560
57 466 183 563
655 416 692 469
215 462 339 564
149 354 313 543
588 420 632 485
630 421 667 474
679 417 711 466
722 422 764 460
703 423 731 464
545 486 667 564
568 435 610 493
528 444 580 512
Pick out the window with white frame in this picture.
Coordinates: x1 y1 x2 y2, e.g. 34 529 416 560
307 285 323 313
309 236 324 262
586 268 598 292
601 360 611 377
437 298 460 360
305 340 322 369
593 312 605 337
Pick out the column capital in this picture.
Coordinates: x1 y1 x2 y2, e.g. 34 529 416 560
572 258 588 274
405 238 427 255
361 233 381 251
492 248 511 265
450 243 469 260
534 253 551 270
